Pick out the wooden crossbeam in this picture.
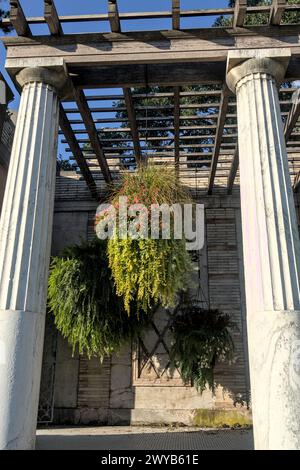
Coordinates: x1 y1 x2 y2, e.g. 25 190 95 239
174 87 181 168
59 104 98 199
67 114 229 125
233 0 247 28
5 6 294 27
108 0 121 33
59 125 237 135
270 0 286 25
64 102 223 113
74 90 112 183
9 0 31 36
61 134 236 144
123 88 142 163
172 0 180 30
284 88 300 142
66 143 223 152
44 0 63 36
85 91 223 101
227 146 239 195
207 85 230 194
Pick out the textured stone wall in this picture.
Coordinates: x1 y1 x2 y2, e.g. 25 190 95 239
38 173 268 426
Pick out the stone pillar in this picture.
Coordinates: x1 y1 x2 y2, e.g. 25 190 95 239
0 65 67 450
226 49 300 450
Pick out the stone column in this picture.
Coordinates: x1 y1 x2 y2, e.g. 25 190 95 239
0 65 67 450
226 49 300 450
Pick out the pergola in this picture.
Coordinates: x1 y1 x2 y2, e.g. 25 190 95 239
0 0 300 451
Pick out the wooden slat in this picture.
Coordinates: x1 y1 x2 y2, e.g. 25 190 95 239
123 88 142 163
173 86 180 168
6 6 291 27
284 88 300 142
44 0 63 36
270 0 286 25
59 125 237 135
227 146 239 195
64 102 223 113
9 0 31 36
108 0 121 33
172 0 180 30
233 0 247 28
59 104 98 199
61 134 235 144
74 89 112 183
85 91 223 101
207 85 230 194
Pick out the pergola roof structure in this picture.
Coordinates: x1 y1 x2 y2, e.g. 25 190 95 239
2 0 300 199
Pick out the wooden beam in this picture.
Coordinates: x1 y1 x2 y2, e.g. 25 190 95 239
79 90 223 101
227 146 239 195
44 0 63 36
108 0 121 33
5 6 294 26
61 134 233 144
64 102 224 113
233 0 247 28
70 63 225 89
207 85 230 194
123 88 142 163
59 104 98 199
284 88 300 142
270 0 286 25
74 89 112 183
173 86 180 168
4 26 300 80
172 0 180 30
9 0 31 36
4 26 300 65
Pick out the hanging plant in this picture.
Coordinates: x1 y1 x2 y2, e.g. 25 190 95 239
103 165 192 315
48 239 153 360
170 299 234 393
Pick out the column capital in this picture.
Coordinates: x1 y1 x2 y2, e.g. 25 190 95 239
226 48 291 94
6 58 71 100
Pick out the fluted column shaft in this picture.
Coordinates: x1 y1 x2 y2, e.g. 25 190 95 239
0 67 64 450
227 50 300 450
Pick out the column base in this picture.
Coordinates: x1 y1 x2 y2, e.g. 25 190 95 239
0 310 46 450
247 310 300 450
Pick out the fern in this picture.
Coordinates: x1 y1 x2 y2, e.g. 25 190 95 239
170 300 234 393
48 239 153 360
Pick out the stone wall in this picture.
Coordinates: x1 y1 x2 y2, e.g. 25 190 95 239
38 172 257 426
42 173 300 426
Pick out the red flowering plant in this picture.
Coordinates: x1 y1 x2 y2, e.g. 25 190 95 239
97 164 193 315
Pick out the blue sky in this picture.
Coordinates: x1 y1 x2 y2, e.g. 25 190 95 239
0 0 231 162
0 0 230 106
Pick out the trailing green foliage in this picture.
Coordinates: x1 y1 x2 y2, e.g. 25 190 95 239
170 300 234 393
108 237 191 315
48 239 153 360
106 165 192 315
215 0 300 27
